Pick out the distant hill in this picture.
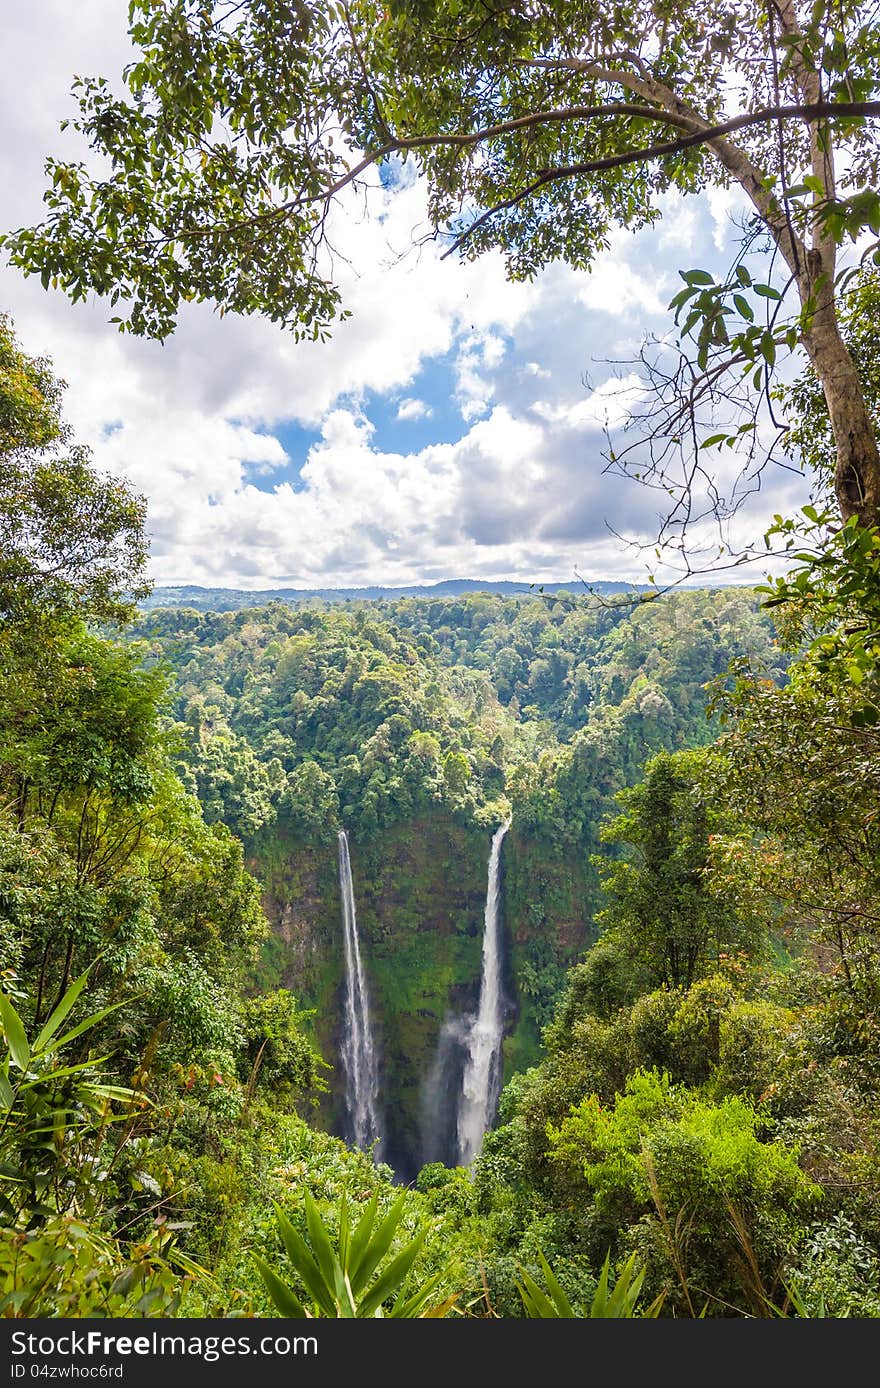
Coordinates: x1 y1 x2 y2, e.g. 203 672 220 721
138 577 653 612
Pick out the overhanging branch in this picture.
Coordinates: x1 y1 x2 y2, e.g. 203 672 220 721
440 100 880 257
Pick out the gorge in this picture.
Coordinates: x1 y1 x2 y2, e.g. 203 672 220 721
130 584 786 1179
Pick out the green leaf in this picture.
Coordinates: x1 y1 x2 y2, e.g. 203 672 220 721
0 992 30 1071
389 1272 448 1318
274 1205 335 1316
303 1191 343 1305
19 1059 112 1088
760 332 776 368
681 269 715 285
536 1251 576 1315
350 1194 405 1289
518 1266 559 1318
733 293 754 322
33 969 92 1053
357 1229 426 1318
52 999 128 1051
347 1194 379 1289
253 1255 308 1318
337 1199 351 1269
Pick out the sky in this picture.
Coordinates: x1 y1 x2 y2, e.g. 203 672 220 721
0 2 812 593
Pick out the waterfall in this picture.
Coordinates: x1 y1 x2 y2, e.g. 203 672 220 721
457 819 511 1166
337 829 382 1156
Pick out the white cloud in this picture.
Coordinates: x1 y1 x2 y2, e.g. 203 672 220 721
532 374 646 432
396 397 433 421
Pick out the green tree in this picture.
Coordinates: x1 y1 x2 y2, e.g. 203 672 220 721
280 759 339 838
759 268 880 699
710 661 880 1024
0 314 148 625
595 749 762 990
241 989 327 1107
546 1069 819 1315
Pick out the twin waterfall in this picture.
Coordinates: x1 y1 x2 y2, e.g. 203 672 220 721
456 820 511 1165
337 830 382 1156
337 822 510 1170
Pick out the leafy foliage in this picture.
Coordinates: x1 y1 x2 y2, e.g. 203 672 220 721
518 1248 663 1317
0 314 148 624
255 1190 450 1317
594 748 765 990
0 971 132 1227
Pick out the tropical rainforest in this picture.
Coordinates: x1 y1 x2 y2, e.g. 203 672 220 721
4 0 880 1322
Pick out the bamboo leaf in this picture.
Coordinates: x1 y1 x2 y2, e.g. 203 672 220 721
33 970 92 1053
52 999 128 1051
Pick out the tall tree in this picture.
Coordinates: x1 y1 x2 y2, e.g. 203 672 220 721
594 748 761 989
0 314 149 625
3 0 880 537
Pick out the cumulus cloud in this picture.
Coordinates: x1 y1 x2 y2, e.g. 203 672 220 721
396 398 433 421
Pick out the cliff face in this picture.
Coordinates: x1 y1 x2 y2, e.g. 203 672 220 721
252 812 595 1179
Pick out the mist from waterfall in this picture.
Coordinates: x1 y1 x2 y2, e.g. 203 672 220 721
456 820 511 1166
420 1015 471 1168
337 829 382 1157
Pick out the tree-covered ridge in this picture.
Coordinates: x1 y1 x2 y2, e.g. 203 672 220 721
379 586 784 734
130 602 518 840
130 584 785 844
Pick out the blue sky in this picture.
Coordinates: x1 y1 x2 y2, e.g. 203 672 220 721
0 2 812 592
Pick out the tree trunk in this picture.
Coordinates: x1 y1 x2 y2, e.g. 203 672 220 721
800 265 880 528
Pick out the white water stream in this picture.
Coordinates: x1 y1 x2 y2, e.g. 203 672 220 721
457 820 511 1165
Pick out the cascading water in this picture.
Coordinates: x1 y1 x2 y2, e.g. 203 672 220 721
456 819 511 1166
337 829 382 1156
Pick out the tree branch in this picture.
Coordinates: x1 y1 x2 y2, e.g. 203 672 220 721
440 101 880 259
